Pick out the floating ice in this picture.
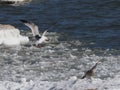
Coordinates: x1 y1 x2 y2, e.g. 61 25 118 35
0 0 32 6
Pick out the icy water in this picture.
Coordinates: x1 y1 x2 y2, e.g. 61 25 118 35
0 0 120 87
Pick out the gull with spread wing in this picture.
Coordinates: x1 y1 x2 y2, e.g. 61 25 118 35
20 20 49 47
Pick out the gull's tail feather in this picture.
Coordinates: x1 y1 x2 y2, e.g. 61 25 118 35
20 19 40 37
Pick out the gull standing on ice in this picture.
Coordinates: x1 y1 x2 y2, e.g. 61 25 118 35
20 20 49 47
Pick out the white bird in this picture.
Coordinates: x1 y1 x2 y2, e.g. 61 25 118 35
0 24 29 46
20 20 49 48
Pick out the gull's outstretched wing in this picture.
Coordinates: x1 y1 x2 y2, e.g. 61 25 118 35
20 20 40 37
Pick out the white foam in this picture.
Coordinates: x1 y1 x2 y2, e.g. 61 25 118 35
0 27 29 46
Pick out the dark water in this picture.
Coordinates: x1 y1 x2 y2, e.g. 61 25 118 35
0 0 120 49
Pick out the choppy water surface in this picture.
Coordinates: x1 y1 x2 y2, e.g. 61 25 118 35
0 0 120 82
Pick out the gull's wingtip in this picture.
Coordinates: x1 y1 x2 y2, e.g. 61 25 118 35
20 19 28 23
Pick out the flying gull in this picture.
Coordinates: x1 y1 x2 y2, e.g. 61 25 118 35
20 20 49 48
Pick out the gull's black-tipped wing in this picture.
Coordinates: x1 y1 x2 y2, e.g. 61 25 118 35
20 20 40 37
